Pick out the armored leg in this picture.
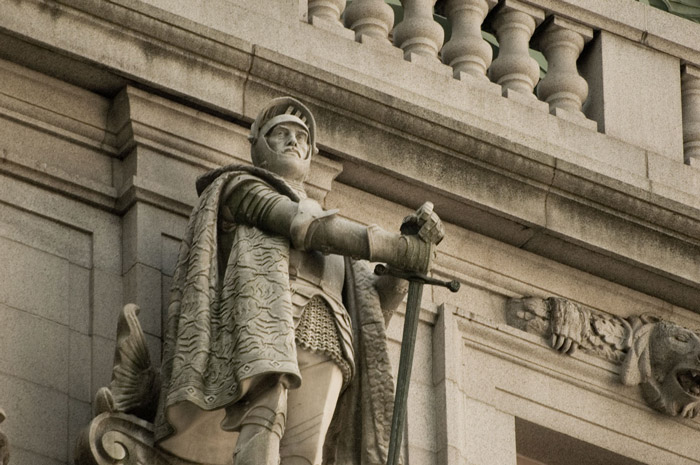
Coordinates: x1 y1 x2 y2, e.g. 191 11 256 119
231 380 288 465
280 348 343 465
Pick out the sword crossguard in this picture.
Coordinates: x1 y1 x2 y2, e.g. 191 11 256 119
374 264 460 293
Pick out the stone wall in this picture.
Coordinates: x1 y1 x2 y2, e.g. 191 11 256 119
0 1 699 464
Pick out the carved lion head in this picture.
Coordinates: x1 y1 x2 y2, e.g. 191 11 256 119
621 318 700 418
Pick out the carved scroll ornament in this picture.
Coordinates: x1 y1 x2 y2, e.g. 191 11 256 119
507 297 700 418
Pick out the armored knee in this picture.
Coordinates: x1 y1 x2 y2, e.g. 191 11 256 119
233 382 288 437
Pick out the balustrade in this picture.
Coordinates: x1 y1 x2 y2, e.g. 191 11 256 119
440 0 497 80
344 0 395 44
487 0 544 97
393 0 445 61
309 0 346 26
682 65 700 166
305 0 700 160
533 16 593 120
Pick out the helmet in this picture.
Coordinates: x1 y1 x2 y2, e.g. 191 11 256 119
248 97 318 182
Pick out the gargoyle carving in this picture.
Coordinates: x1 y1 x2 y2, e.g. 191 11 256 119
0 408 9 465
507 297 700 418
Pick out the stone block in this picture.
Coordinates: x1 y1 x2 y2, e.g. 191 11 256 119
407 381 437 453
502 88 549 112
309 15 355 41
462 397 517 465
123 263 163 337
0 236 69 325
91 335 116 398
161 235 181 277
8 447 64 465
455 71 502 95
68 399 92 465
92 269 123 339
550 107 598 131
162 274 173 338
90 214 122 274
0 201 92 269
580 31 684 162
123 203 187 273
358 34 403 59
146 332 163 368
69 331 92 402
407 445 436 465
0 372 68 461
0 114 113 186
0 304 69 393
69 263 91 335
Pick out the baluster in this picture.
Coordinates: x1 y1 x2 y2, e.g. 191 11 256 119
441 0 496 80
487 0 544 98
393 0 445 61
534 16 593 121
682 65 700 166
344 0 394 45
308 0 346 26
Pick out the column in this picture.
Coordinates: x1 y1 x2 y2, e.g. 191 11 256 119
393 0 445 61
308 0 347 26
487 0 545 98
441 0 497 80
344 0 394 45
533 16 595 127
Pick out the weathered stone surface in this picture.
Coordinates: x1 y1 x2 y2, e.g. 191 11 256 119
0 304 70 393
580 31 684 162
0 373 68 462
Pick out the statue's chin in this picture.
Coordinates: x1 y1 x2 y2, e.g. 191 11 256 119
643 368 700 418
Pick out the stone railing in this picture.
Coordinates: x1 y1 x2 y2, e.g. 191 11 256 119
307 0 700 166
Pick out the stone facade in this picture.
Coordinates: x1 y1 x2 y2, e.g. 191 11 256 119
0 0 699 464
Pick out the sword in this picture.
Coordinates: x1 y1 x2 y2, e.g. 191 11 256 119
374 264 460 465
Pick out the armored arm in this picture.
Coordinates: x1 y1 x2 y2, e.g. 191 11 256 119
221 176 435 273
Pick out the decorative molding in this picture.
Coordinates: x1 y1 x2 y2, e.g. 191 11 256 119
507 297 700 418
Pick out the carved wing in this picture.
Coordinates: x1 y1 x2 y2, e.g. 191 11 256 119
107 304 160 422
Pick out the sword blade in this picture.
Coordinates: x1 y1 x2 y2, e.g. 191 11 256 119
387 280 424 465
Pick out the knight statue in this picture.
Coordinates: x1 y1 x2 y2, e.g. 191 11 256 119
78 96 445 465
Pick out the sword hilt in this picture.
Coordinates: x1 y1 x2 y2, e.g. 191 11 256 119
374 264 460 293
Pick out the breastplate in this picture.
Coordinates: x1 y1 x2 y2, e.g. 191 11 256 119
288 248 345 310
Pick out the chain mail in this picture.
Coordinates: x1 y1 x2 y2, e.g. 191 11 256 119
295 296 352 386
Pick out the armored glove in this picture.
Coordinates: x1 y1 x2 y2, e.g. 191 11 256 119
368 202 443 274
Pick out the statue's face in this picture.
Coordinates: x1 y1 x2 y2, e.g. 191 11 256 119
265 122 309 159
255 122 311 183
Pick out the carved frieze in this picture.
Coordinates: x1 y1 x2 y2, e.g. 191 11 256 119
507 297 700 418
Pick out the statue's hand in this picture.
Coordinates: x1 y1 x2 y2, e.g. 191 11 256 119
401 202 444 245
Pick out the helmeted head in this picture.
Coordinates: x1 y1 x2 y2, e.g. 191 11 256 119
248 97 318 183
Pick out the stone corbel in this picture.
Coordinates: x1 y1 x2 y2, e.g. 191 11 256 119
507 297 700 418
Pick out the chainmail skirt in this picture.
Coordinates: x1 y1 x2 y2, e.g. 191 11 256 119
295 295 352 386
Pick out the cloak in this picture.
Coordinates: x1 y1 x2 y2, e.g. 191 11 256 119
154 165 396 465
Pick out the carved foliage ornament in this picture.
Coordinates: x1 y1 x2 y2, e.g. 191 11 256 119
507 297 700 418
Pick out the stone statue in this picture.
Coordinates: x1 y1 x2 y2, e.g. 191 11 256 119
76 96 445 465
507 297 700 418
